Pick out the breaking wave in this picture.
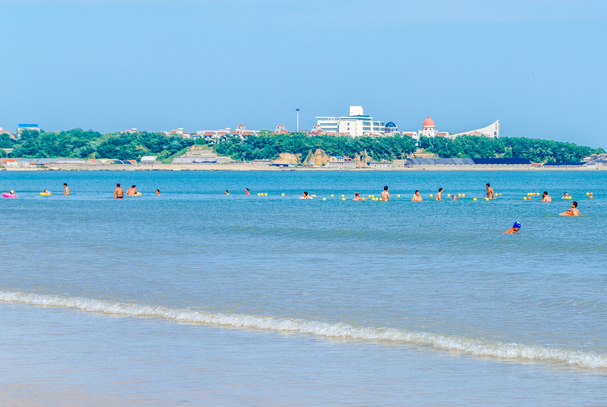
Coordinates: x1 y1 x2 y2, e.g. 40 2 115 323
1 290 606 370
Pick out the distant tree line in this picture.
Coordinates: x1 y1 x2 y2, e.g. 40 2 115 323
10 129 195 161
418 135 603 163
3 129 603 163
212 132 418 162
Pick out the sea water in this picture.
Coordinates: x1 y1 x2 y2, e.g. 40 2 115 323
0 170 606 405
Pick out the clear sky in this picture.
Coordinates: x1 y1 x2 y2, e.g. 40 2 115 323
1 0 606 147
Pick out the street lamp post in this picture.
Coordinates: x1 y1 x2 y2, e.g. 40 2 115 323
295 108 300 132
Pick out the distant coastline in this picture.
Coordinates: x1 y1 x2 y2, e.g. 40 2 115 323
2 164 606 172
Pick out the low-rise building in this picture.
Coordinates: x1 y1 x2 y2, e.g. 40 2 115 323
368 161 392 168
140 156 158 165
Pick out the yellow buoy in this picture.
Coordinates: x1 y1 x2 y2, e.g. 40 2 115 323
341 195 344 197
281 193 285 196
331 194 334 197
264 193 268 196
486 198 489 201
458 194 461 197
447 194 451 197
473 198 477 201
524 197 527 200
342 198 345 201
462 194 465 197
323 197 326 200
397 195 400 198
430 194 433 198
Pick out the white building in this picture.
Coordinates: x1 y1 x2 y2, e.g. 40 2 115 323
17 124 40 138
316 106 385 137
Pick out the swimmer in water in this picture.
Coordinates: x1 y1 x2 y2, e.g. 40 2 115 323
43 189 50 195
9 190 17 197
300 191 311 199
541 191 552 202
486 183 495 199
63 183 69 196
560 201 581 216
155 189 160 196
436 188 443 201
562 192 569 199
126 185 138 196
452 194 457 201
381 186 390 201
224 190 230 195
412 190 423 201
113 183 124 199
353 192 366 201
245 188 250 195
504 222 521 234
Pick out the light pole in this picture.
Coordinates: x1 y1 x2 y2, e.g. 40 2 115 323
295 108 300 132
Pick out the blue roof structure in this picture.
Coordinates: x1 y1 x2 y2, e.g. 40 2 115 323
543 162 585 166
471 158 531 165
385 122 397 128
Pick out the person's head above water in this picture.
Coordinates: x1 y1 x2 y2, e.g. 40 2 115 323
63 183 67 186
116 183 121 187
384 186 388 191
303 191 309 196
438 188 443 192
355 192 360 197
564 192 569 196
415 190 420 194
486 183 491 187
572 201 578 208
131 185 136 188
513 222 521 229
543 191 548 196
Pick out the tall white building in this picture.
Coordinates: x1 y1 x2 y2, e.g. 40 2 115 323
316 106 385 137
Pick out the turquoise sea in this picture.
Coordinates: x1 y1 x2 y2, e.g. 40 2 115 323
1 170 606 405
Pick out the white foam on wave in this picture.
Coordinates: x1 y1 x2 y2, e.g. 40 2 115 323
1 290 606 369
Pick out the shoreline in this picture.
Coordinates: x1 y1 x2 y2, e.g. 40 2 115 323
1 164 606 172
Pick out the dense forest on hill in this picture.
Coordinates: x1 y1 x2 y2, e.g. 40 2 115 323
418 136 602 163
212 132 418 162
3 129 603 163
10 129 195 161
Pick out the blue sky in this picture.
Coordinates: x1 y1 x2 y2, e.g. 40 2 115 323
1 0 606 147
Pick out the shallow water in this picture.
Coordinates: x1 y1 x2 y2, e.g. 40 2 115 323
1 170 606 404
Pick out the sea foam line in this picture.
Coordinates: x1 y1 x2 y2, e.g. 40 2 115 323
1 290 605 370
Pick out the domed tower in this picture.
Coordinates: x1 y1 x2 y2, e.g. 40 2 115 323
421 116 438 138
384 122 398 135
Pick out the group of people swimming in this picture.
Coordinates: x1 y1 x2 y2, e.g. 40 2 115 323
112 184 161 199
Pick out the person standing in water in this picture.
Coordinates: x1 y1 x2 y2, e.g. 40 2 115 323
486 183 495 199
63 183 69 196
381 186 390 201
155 189 160 196
412 190 423 201
353 192 366 201
436 188 443 201
113 183 124 199
245 188 250 195
560 201 581 216
504 222 521 234
541 191 552 202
